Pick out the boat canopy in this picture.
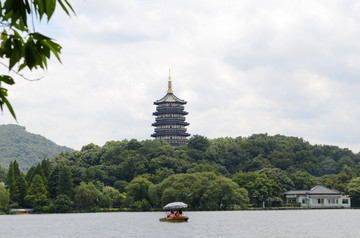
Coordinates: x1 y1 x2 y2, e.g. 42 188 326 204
163 202 188 210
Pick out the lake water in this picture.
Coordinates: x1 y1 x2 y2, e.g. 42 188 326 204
1 209 359 237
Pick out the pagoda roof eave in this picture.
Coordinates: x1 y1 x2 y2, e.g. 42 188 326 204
154 93 187 104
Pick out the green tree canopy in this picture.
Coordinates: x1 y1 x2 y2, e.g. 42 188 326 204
187 135 210 152
53 194 73 213
199 176 249 210
148 172 247 210
113 180 128 193
74 182 101 210
99 186 120 210
257 168 294 193
233 172 279 206
290 171 318 190
126 176 152 202
346 177 360 207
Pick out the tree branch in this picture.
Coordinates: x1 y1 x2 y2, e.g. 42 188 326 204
0 62 43 81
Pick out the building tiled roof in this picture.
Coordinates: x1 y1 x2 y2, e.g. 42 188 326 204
284 190 309 195
154 93 187 104
309 185 341 195
284 185 342 195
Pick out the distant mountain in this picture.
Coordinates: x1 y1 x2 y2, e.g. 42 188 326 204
0 124 73 171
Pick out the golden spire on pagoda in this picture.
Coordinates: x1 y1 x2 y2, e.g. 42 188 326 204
167 69 173 93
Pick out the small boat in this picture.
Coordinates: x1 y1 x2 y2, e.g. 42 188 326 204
12 209 31 215
159 202 189 222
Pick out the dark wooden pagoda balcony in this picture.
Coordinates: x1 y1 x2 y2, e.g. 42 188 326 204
152 121 190 127
151 131 190 137
156 105 184 110
154 128 188 133
155 117 186 122
153 109 188 116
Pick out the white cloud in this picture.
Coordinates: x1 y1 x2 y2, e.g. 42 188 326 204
2 0 360 153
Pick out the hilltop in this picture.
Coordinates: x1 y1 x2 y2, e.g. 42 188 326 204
0 124 73 171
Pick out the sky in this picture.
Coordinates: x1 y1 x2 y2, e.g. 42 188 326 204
2 0 360 152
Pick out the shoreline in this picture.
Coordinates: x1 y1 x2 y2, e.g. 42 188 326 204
3 206 356 215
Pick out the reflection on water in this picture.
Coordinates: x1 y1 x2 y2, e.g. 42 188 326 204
1 210 359 238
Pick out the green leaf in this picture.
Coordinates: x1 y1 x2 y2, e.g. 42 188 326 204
44 39 62 62
35 0 46 20
1 30 8 43
32 32 51 40
3 38 12 57
25 40 36 69
45 0 56 20
63 0 75 14
3 95 17 120
57 0 75 16
18 62 27 71
9 36 23 70
0 75 15 85
13 29 25 43
9 41 19 70
0 86 16 120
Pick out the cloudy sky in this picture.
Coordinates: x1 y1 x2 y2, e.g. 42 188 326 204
2 0 360 152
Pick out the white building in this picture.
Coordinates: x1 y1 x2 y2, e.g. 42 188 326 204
284 185 351 208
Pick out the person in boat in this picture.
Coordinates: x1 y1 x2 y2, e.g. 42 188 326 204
168 210 175 218
175 210 184 217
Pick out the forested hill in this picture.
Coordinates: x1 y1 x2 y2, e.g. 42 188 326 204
51 134 360 188
0 124 73 171
4 133 360 212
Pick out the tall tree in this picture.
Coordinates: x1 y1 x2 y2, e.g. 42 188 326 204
25 174 48 209
57 166 73 198
0 164 5 181
48 166 60 199
12 160 27 206
25 163 47 186
15 174 28 207
6 161 19 204
0 185 10 213
41 159 52 181
12 161 21 178
0 0 75 119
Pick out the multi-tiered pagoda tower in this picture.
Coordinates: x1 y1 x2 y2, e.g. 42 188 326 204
151 72 190 147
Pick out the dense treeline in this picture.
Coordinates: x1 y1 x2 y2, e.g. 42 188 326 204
0 124 73 171
2 134 360 213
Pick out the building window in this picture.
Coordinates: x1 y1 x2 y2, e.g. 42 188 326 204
328 198 338 204
287 198 296 204
318 199 324 204
342 199 349 204
302 198 306 204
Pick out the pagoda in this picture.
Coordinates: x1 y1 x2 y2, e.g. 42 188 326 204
151 71 190 147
